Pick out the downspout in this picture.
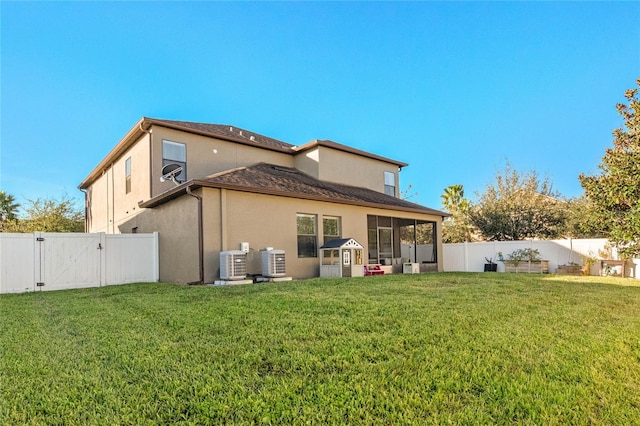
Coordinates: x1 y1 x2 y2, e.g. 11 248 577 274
110 162 115 233
186 186 204 285
139 122 153 198
80 188 88 232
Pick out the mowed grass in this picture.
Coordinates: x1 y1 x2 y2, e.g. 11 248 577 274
2 273 640 425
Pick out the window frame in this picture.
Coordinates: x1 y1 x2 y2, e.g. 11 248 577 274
125 157 132 194
297 213 318 258
162 140 187 183
322 216 341 246
384 171 396 196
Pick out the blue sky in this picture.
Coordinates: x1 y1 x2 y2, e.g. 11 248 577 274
2 1 639 213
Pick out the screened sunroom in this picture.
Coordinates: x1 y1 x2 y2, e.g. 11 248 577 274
367 215 438 273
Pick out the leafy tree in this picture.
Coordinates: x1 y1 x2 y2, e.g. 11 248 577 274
400 183 418 200
564 195 610 239
2 195 84 233
469 163 568 241
441 184 474 243
0 191 20 223
579 78 640 257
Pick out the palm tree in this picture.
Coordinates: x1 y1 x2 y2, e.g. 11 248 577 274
0 191 21 223
441 184 473 243
441 184 467 213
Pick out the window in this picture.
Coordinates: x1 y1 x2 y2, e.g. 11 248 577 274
322 249 340 265
125 157 132 194
162 140 186 183
384 171 396 196
297 213 317 258
323 216 341 245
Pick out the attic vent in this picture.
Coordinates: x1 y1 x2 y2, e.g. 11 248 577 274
272 166 298 174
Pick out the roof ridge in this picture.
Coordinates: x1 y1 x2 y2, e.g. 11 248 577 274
147 118 295 150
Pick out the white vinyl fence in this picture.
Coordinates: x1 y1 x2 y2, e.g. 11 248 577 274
0 232 159 294
443 238 640 279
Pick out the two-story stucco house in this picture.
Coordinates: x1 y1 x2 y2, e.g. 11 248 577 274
79 118 448 283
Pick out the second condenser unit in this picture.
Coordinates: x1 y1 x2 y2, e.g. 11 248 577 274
262 249 286 278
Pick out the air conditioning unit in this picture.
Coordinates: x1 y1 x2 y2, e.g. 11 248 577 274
220 250 248 280
262 249 286 278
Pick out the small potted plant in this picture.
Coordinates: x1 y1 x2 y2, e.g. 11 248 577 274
484 256 498 272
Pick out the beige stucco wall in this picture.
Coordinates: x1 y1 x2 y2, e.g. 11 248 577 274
119 194 201 284
85 133 151 233
150 126 294 198
202 189 443 281
113 187 442 284
295 146 400 195
293 147 320 180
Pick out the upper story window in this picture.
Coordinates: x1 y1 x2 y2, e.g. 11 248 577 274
297 213 317 258
125 157 132 194
323 216 341 245
162 140 187 183
384 171 396 196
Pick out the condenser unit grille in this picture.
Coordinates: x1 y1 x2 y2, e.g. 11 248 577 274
262 250 286 277
220 251 248 280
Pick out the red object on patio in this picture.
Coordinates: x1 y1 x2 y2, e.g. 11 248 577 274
364 264 385 276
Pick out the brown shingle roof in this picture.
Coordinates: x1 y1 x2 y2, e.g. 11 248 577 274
142 163 447 216
146 118 295 152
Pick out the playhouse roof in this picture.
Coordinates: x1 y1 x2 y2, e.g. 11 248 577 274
320 238 364 249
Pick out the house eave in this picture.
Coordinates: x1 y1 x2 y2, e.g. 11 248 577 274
293 139 409 168
79 117 296 190
143 118 295 154
79 117 149 190
140 180 448 218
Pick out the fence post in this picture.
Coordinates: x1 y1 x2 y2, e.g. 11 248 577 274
99 233 107 286
34 232 43 291
464 241 469 272
152 232 160 282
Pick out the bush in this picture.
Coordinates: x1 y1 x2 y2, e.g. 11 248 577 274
507 248 542 264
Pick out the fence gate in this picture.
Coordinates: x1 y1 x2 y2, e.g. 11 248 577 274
0 232 158 294
36 232 105 292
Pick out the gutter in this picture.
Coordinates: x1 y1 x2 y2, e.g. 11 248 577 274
186 186 204 285
140 179 450 218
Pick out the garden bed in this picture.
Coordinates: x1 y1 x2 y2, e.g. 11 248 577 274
556 264 584 275
504 260 549 274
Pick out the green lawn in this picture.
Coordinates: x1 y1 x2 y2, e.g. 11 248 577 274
1 273 640 425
